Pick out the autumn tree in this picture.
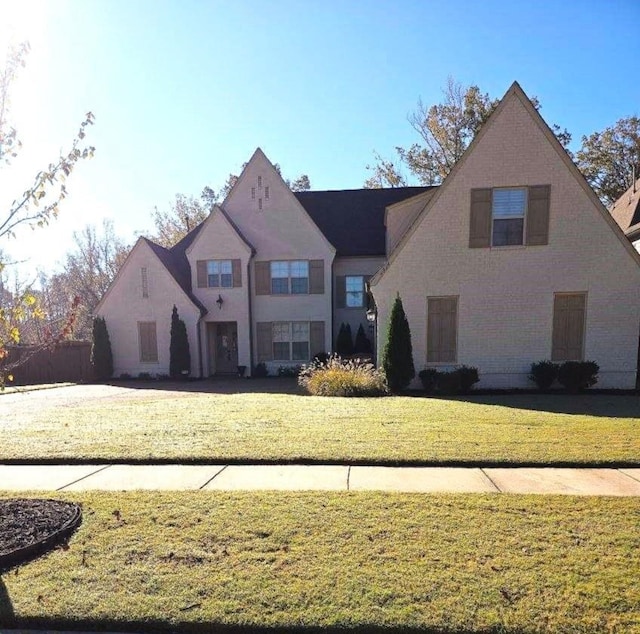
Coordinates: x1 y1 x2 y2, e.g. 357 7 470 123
576 116 640 206
365 77 570 188
0 42 95 385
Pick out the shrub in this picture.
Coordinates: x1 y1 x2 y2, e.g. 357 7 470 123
529 360 559 390
557 361 599 392
298 355 388 397
436 369 462 395
353 324 373 354
313 352 330 364
382 294 415 393
169 305 191 379
418 368 438 393
456 365 480 393
253 362 268 378
277 365 300 378
119 372 132 380
90 316 113 381
138 372 152 380
336 323 354 356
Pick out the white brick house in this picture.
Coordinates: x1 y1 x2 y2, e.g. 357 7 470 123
97 82 640 387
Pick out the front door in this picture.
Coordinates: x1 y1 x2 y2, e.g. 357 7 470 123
212 322 238 375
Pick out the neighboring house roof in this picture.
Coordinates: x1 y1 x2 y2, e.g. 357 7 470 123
295 187 434 256
142 234 208 315
609 177 640 241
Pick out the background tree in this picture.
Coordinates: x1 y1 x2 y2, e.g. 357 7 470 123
365 77 570 188
576 116 640 206
354 323 373 355
382 294 415 393
150 194 209 248
0 42 95 385
169 305 190 378
90 316 113 381
335 322 354 356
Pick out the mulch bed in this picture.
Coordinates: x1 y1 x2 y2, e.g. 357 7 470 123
0 498 82 570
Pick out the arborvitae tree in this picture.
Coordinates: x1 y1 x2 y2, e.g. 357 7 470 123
336 322 354 356
354 323 373 354
90 316 113 381
382 294 415 392
169 305 191 378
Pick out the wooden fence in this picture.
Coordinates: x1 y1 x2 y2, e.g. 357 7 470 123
3 341 94 386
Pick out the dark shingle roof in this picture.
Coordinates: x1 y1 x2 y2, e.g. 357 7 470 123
610 177 640 240
295 187 434 256
143 232 208 315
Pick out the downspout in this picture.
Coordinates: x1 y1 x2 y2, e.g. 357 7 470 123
247 257 254 376
197 313 204 378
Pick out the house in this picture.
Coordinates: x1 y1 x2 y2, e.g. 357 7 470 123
96 82 640 388
609 176 640 253
96 148 430 378
371 82 640 389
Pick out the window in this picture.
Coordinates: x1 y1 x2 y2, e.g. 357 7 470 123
427 297 458 363
138 322 158 363
207 260 233 288
272 321 309 361
345 276 365 307
270 261 309 294
141 267 148 298
492 188 526 246
552 293 586 361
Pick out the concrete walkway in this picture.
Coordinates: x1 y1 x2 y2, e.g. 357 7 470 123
1 463 639 495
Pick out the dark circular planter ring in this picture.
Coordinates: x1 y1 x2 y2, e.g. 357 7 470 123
0 499 82 570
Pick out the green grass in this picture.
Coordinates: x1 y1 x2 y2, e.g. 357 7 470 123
1 389 638 464
1 491 638 633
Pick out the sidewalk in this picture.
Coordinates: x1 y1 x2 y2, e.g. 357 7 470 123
1 463 639 495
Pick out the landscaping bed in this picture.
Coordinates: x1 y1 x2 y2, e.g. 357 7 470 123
0 491 638 633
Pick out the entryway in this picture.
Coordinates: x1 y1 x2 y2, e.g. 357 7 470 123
207 322 238 375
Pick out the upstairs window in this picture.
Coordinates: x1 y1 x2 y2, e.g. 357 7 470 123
207 260 233 288
270 261 309 294
345 276 365 307
492 188 526 246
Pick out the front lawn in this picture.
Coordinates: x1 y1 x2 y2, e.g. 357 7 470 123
1 387 638 464
1 491 638 633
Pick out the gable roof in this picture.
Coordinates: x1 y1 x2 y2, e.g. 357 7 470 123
142 235 207 315
610 177 640 240
372 81 640 283
295 186 433 256
184 205 255 257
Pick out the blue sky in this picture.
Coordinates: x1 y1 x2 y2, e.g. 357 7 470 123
1 0 639 275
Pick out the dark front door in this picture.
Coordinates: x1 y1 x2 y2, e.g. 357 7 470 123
213 322 238 374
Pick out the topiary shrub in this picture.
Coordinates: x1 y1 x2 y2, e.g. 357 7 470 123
298 355 387 397
253 362 268 378
557 361 599 392
353 324 373 355
382 294 415 393
456 365 480 393
169 305 191 379
418 368 438 393
436 369 462 395
91 316 113 381
529 360 559 390
336 323 354 356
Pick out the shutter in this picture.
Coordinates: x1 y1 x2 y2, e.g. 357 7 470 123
255 261 270 295
196 261 208 288
257 322 273 362
469 188 492 248
336 276 346 308
427 298 457 363
232 259 242 287
526 185 551 246
552 293 585 361
148 322 158 362
139 322 158 362
310 321 325 357
309 260 324 294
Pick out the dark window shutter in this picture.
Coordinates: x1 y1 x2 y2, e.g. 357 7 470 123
526 185 551 246
310 321 325 357
257 322 272 362
427 297 457 363
469 188 492 248
336 276 346 308
309 260 324 294
139 322 158 363
552 293 585 361
255 261 270 295
196 261 207 288
232 259 242 287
